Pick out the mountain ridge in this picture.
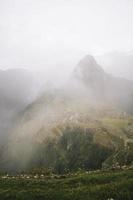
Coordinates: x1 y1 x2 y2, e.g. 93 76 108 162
1 55 133 172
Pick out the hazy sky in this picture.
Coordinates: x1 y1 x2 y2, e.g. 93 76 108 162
0 0 133 70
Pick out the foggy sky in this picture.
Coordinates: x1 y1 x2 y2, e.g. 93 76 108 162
0 0 133 71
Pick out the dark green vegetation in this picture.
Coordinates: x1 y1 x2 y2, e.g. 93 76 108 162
0 55 133 199
0 169 133 200
1 115 133 173
29 127 113 174
30 125 133 174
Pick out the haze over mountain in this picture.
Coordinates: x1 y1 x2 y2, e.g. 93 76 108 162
0 68 38 144
69 55 133 112
0 1 133 199
96 51 133 81
1 0 133 72
1 55 133 172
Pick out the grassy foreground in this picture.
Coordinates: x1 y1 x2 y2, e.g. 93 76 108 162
0 169 133 200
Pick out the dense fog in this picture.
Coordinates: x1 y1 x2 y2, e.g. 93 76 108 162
0 0 133 171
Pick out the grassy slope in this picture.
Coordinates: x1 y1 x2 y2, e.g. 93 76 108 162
0 169 133 200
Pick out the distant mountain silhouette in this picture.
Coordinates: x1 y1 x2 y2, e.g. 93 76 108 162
71 55 133 112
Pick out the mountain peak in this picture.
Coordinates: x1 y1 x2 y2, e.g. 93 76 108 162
78 54 98 67
73 54 105 82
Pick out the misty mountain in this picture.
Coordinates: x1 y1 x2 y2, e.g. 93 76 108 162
96 51 133 81
1 55 133 172
69 55 133 113
72 55 106 99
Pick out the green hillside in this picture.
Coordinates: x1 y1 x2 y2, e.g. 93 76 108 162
1 105 133 173
0 169 132 200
